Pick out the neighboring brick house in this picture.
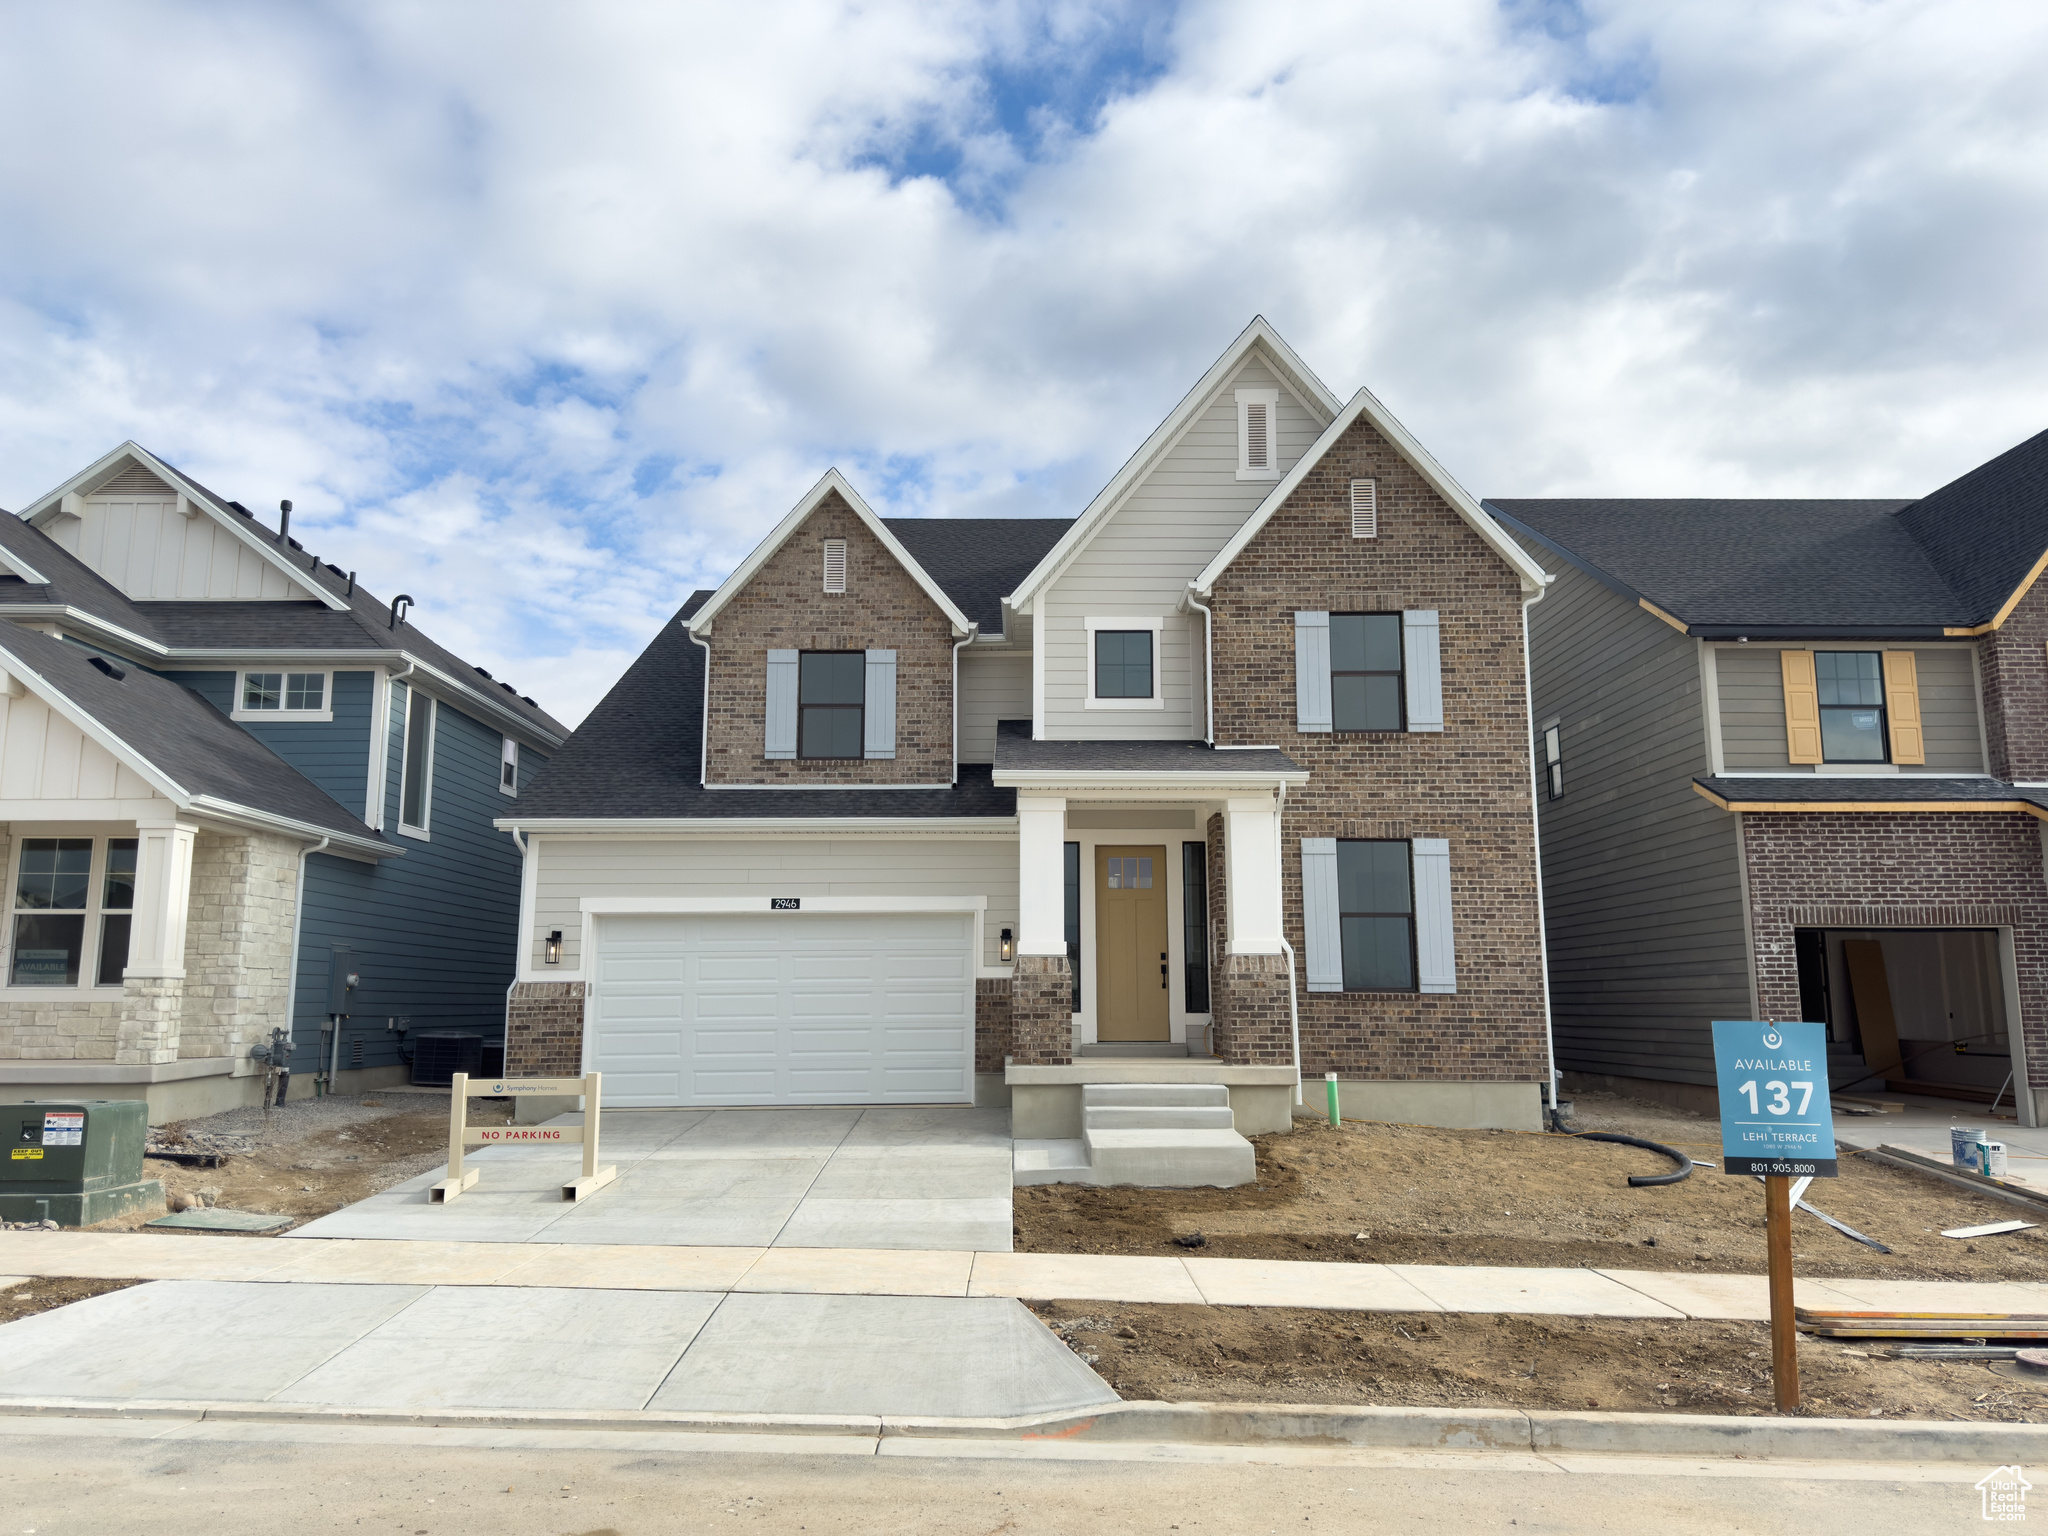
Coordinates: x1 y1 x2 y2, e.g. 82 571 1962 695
502 318 1556 1134
1492 427 2048 1128
0 443 565 1120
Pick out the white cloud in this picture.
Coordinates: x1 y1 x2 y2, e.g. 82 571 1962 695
2 0 2046 722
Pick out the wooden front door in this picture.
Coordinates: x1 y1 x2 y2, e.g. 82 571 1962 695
1095 845 1170 1042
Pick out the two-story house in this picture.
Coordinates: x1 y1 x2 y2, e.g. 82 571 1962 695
1491 427 2048 1130
502 319 1556 1152
0 443 565 1119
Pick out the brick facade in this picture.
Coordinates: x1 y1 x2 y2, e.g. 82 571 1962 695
1204 413 1550 1085
1742 810 2048 1093
974 976 1013 1075
1978 577 2048 781
505 981 586 1077
700 491 958 786
1009 955 1074 1065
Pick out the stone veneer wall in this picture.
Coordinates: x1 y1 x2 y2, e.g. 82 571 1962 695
0 823 125 1062
1008 955 1074 1065
506 981 586 1076
1203 412 1549 1085
180 829 299 1065
974 976 1013 1074
700 490 959 786
1742 810 2048 1095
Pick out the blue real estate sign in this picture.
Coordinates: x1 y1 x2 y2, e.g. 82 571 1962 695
1711 1020 1838 1177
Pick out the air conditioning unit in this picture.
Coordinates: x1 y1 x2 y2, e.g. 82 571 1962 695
410 1032 483 1088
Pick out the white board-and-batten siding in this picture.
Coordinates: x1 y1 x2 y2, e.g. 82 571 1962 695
0 693 161 804
1716 644 1983 773
530 835 1020 974
52 467 299 601
958 650 1030 763
1038 354 1322 739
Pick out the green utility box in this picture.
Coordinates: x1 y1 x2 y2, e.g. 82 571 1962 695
1 1101 163 1226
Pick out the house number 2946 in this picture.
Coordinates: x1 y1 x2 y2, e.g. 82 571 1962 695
1737 1080 1814 1116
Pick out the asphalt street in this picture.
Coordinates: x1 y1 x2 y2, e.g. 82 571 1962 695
0 1419 1993 1535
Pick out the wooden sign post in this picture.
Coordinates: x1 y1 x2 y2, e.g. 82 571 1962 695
1711 1021 1839 1415
430 1072 616 1204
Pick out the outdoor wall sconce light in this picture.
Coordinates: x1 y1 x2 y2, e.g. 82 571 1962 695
545 930 562 965
999 928 1014 963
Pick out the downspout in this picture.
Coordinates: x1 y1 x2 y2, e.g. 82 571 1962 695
1274 781 1302 1109
1186 586 1215 746
687 627 712 787
950 627 977 784
1523 586 1560 1115
287 835 328 1096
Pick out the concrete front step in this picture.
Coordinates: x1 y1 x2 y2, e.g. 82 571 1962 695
1083 1105 1236 1131
1082 1083 1229 1108
1013 1139 1093 1186
1081 1128 1257 1189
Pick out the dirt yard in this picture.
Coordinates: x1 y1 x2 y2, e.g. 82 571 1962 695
0 1277 141 1324
1014 1090 2048 1281
1028 1302 2048 1421
102 1091 514 1233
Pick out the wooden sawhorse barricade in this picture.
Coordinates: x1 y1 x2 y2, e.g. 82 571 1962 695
430 1072 618 1204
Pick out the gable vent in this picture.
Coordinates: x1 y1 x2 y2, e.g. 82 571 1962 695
1350 479 1377 539
94 464 174 499
1245 403 1270 471
822 539 847 594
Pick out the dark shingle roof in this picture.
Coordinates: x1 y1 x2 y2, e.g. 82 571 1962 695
1695 774 2048 812
513 592 1016 820
0 625 386 844
882 518 1072 634
992 719 1302 776
1489 428 2048 633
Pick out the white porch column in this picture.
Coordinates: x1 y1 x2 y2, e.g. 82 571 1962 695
1224 795 1283 955
1016 795 1068 956
127 819 197 979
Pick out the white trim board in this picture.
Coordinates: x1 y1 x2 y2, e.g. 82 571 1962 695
578 895 988 914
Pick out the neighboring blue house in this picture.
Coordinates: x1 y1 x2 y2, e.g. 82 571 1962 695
0 443 565 1119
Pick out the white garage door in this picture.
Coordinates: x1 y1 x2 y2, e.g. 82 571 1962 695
587 911 975 1107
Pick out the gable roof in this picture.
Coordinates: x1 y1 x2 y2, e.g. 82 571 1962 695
20 442 347 610
508 591 1014 822
1192 384 1551 596
1486 426 2048 637
685 470 977 637
0 624 391 855
882 518 1072 635
1003 317 1346 613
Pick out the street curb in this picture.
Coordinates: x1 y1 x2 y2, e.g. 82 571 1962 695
0 1396 2039 1461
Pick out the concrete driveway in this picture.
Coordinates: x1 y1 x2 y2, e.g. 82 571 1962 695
289 1105 1014 1252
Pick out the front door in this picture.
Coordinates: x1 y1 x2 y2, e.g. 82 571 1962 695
1095 845 1170 1042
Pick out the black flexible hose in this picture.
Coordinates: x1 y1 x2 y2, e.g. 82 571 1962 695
1571 1131 1695 1187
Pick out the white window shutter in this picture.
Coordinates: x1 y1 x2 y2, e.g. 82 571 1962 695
864 648 896 759
1301 838 1343 992
765 649 798 759
823 539 847 594
1350 479 1377 538
1294 611 1331 733
1402 610 1443 733
1412 838 1456 994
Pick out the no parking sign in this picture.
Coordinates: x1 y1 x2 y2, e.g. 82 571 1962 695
1711 1020 1838 1177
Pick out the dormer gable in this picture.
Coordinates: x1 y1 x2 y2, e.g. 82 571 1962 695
18 443 346 609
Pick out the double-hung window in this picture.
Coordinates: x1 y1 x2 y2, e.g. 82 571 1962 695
234 670 330 721
798 652 865 759
398 684 436 835
1302 835 1457 995
1336 840 1416 992
1815 652 1887 763
1296 610 1442 733
9 836 137 988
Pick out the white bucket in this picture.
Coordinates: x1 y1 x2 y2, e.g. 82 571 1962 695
1953 1126 1988 1169
1977 1140 2009 1179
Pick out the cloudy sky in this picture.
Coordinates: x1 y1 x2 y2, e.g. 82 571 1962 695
3 0 2045 724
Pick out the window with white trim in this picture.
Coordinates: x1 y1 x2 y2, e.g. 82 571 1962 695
1085 616 1165 708
398 684 436 835
7 835 136 989
500 735 520 797
822 539 847 594
1541 721 1563 800
232 669 332 721
1236 387 1280 480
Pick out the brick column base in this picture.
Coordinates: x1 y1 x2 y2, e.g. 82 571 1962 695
1212 953 1293 1066
1009 955 1074 1066
974 977 1013 1074
506 982 585 1077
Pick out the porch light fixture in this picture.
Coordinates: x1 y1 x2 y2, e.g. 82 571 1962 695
545 930 562 965
999 928 1014 963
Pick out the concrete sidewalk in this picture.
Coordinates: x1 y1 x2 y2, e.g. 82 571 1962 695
5 1230 2044 1320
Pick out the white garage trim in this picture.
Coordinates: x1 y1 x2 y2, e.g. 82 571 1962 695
579 896 988 913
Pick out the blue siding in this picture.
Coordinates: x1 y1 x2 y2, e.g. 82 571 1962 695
285 681 543 1078
159 670 374 816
